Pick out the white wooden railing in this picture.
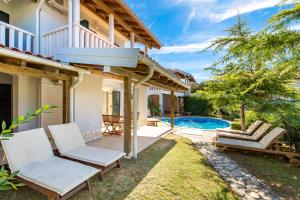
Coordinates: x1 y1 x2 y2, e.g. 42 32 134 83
0 21 35 52
42 24 114 57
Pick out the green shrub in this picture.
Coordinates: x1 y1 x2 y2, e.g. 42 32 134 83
184 92 212 115
231 121 241 130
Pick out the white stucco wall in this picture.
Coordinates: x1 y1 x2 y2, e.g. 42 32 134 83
39 78 63 129
17 75 39 131
138 86 148 126
40 4 67 35
74 74 103 135
0 0 36 33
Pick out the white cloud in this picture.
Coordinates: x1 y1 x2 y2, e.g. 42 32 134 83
174 0 290 23
151 38 215 54
290 24 300 30
183 7 196 32
209 0 283 22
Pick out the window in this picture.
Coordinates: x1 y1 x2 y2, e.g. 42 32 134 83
80 20 89 29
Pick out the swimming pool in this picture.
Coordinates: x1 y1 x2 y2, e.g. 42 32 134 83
163 117 230 130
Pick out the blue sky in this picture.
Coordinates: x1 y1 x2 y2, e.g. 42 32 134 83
125 0 295 82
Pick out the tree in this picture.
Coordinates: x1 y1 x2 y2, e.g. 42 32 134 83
205 16 299 131
191 82 205 93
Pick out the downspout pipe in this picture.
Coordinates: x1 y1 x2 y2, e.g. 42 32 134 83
70 71 84 122
132 65 154 158
35 0 46 54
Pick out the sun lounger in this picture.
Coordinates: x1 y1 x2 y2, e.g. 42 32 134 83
217 123 272 141
216 127 300 164
217 120 264 135
147 118 161 126
1 128 99 200
48 123 126 179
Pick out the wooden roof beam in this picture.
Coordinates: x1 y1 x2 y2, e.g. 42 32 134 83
91 0 148 46
0 62 72 81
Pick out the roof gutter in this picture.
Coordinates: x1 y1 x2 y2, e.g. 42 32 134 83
0 47 88 74
132 64 154 158
139 55 190 90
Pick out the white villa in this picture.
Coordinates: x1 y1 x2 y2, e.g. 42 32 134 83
0 0 190 158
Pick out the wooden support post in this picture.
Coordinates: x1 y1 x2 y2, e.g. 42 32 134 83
123 76 132 155
63 80 70 123
170 91 175 129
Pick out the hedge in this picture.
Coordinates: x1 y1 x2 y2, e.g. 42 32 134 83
184 93 212 115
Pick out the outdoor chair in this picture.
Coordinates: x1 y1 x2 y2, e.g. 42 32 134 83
48 123 126 179
216 127 300 165
102 114 112 135
1 128 99 200
111 115 123 135
217 123 272 141
217 120 264 135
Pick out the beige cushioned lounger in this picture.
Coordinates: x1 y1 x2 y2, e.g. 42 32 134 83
48 123 126 167
217 123 272 141
217 120 264 135
1 128 99 196
216 127 286 149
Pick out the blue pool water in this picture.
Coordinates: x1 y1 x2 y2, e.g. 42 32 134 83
163 117 230 130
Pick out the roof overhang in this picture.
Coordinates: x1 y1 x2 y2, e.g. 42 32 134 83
0 47 87 80
55 48 140 67
82 0 162 49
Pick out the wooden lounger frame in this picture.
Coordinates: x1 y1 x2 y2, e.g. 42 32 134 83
16 176 90 200
216 136 300 165
54 150 121 180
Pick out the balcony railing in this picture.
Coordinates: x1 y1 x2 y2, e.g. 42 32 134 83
0 21 35 52
42 24 114 57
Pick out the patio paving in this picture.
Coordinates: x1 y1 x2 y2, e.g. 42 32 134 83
175 128 279 200
88 123 172 154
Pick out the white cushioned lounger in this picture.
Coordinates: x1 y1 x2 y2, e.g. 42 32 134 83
217 123 272 141
216 127 286 149
1 128 99 196
48 123 126 167
217 120 264 135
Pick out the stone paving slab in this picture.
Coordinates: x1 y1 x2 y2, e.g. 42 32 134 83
175 130 279 200
196 143 279 200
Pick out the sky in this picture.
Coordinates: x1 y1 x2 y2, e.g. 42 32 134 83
124 0 295 82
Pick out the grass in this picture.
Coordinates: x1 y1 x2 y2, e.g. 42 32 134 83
225 151 300 200
1 134 236 200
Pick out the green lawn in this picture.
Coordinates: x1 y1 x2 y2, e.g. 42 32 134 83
226 151 300 200
1 135 236 200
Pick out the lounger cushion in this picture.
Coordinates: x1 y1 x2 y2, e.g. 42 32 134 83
49 123 85 155
217 120 264 135
64 146 126 167
216 137 262 149
18 156 99 196
1 128 54 172
218 123 272 141
259 127 286 149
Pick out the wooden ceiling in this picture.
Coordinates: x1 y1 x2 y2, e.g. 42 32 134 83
82 0 162 49
122 63 189 91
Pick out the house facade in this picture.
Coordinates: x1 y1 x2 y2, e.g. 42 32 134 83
0 0 190 157
148 68 195 116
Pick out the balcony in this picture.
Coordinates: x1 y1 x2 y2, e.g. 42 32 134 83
42 24 115 57
0 21 35 52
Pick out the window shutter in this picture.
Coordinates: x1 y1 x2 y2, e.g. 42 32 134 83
112 91 120 116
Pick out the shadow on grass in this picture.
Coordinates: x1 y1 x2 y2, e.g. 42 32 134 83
1 137 177 200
